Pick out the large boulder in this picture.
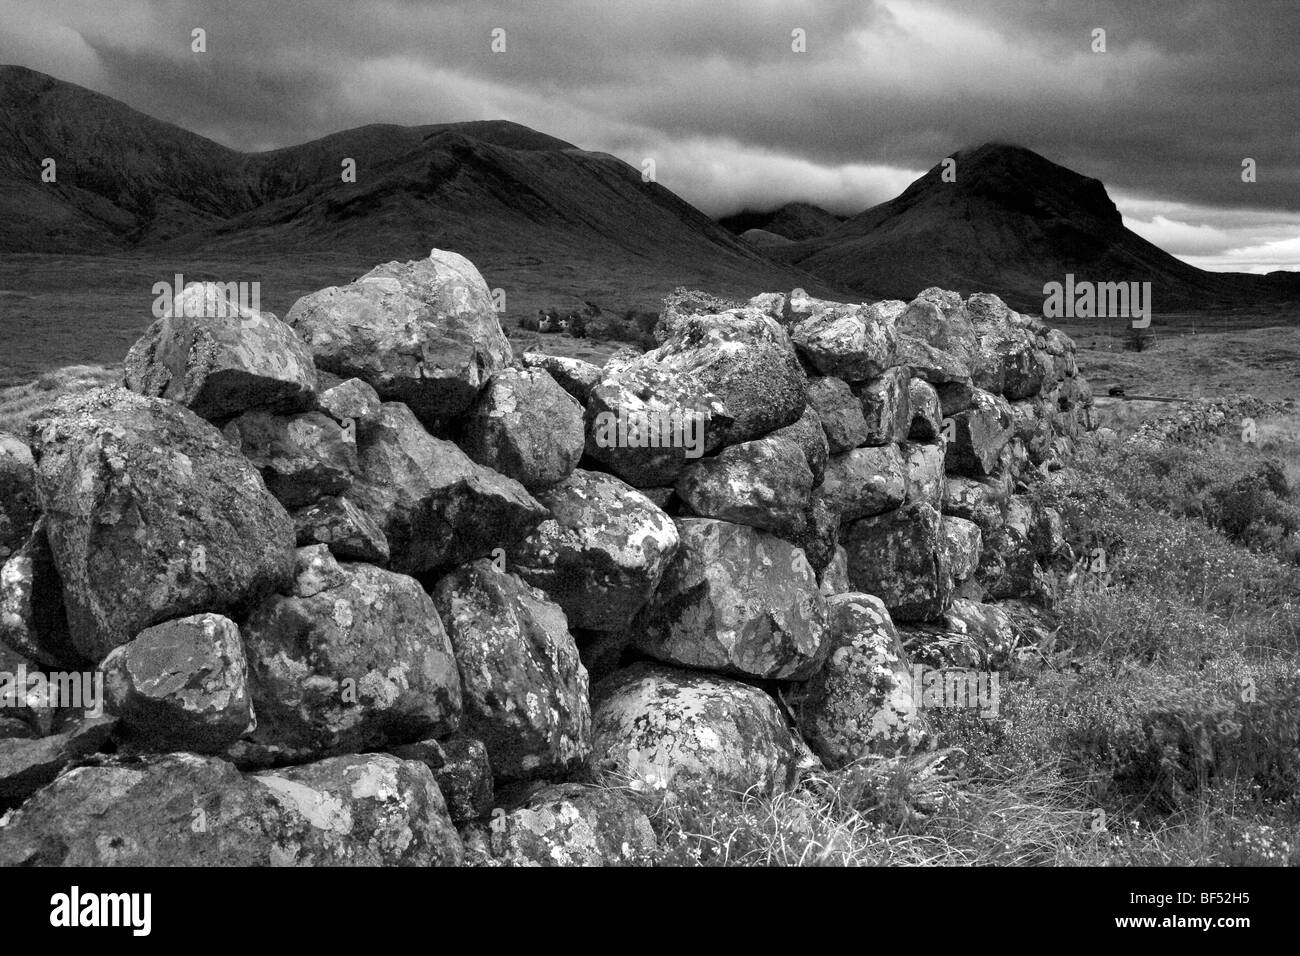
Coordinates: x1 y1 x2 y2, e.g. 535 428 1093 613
0 432 38 563
347 402 544 574
807 376 869 453
286 250 513 427
842 502 953 622
511 470 678 632
895 289 976 367
223 410 357 508
816 445 907 521
788 593 926 766
944 389 1014 477
789 301 898 382
124 281 317 421
585 310 806 484
0 520 80 669
675 435 813 539
856 366 912 446
102 613 254 754
895 334 971 386
240 546 462 762
432 561 590 781
0 752 463 866
584 363 724 487
591 663 801 794
464 783 656 867
30 388 296 660
460 368 584 491
633 518 827 680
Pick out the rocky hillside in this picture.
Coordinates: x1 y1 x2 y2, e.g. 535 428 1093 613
0 248 1094 865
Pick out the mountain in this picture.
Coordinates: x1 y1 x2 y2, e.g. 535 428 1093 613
777 143 1300 311
0 65 840 300
720 202 843 242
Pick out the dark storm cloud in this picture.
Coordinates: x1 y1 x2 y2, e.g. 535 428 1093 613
2 0 1297 267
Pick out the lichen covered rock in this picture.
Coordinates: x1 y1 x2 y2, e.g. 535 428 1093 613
31 387 296 660
591 662 801 794
432 561 590 781
0 752 462 866
511 470 678 632
286 249 513 427
633 518 827 680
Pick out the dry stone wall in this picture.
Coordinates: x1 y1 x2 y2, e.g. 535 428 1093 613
0 248 1095 865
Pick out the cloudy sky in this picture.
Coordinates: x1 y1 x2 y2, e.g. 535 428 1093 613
3 0 1298 271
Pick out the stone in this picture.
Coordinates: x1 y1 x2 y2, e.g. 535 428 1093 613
789 593 926 766
944 389 1014 477
0 716 116 804
240 546 462 761
586 310 806 484
520 352 602 405
856 366 912 446
317 377 383 435
347 402 544 574
902 442 946 510
942 476 1006 536
632 518 827 680
842 502 952 622
816 445 907 521
390 735 494 823
286 249 513 426
291 496 390 564
464 783 656 867
772 405 829 486
907 379 943 442
675 435 813 539
31 387 296 660
807 376 869 453
124 281 317 421
511 470 678 632
0 432 38 563
941 516 983 582
102 613 254 754
895 334 971 385
0 520 80 669
461 367 584 491
789 301 898 382
0 752 462 866
432 561 590 781
223 410 357 508
895 289 976 367
591 663 801 794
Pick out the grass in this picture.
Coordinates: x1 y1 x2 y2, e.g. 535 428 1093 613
0 364 120 434
612 401 1300 866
